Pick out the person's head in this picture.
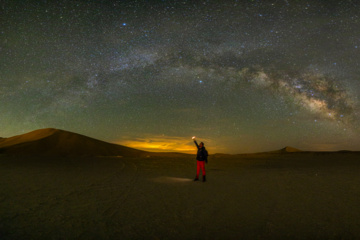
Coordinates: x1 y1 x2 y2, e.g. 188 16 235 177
199 142 204 148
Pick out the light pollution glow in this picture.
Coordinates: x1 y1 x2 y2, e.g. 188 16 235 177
116 136 217 154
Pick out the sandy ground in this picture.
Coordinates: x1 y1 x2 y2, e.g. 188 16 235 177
1 153 360 239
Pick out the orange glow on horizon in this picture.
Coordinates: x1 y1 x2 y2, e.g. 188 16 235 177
115 136 215 154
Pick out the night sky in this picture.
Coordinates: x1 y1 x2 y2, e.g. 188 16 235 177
1 0 360 154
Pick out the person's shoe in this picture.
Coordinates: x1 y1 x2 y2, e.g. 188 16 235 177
194 177 199 181
203 175 206 182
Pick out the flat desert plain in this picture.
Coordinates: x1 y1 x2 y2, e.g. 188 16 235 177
1 152 360 239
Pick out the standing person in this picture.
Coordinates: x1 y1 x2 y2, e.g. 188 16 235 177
192 136 208 182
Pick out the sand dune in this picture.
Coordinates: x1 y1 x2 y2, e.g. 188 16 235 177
0 128 148 157
0 128 58 148
251 146 303 154
213 146 303 158
275 146 302 153
0 128 192 158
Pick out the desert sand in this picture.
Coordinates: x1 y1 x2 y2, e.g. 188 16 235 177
2 153 360 239
1 129 360 239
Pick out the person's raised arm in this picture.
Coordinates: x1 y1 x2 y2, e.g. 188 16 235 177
194 140 199 149
192 136 199 149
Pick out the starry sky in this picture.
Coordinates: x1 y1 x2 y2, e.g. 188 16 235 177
1 0 360 154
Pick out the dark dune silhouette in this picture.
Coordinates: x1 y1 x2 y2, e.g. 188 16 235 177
0 128 148 157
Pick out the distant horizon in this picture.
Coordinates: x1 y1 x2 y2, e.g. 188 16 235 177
1 127 359 155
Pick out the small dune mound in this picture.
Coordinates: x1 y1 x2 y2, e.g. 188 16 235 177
0 128 147 157
280 146 302 153
265 146 302 154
